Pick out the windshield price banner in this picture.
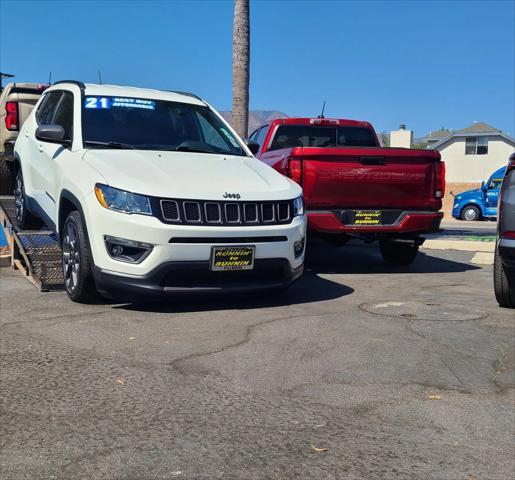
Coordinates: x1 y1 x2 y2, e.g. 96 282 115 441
84 97 156 110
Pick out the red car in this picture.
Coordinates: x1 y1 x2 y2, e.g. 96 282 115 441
249 117 445 265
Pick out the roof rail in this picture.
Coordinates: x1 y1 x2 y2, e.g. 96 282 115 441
53 80 86 89
168 90 204 101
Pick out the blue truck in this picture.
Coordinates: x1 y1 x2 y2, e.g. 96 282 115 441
451 166 506 221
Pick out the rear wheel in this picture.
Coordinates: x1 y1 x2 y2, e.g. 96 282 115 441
461 205 481 221
62 210 98 303
380 239 419 266
494 242 515 308
0 157 14 195
14 169 43 230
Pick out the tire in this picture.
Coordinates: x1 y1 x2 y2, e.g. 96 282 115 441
62 210 98 303
460 205 481 221
0 156 14 195
14 169 43 230
380 239 419 266
494 242 515 308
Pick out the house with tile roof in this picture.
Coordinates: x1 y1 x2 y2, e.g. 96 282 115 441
426 122 515 183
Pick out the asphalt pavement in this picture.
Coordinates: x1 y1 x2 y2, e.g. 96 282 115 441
0 241 513 480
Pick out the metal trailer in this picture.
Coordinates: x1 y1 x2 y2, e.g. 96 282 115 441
0 195 63 290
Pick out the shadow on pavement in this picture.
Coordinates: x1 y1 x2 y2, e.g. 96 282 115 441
116 272 353 313
306 240 481 275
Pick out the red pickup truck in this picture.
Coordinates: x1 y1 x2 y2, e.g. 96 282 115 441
249 117 445 265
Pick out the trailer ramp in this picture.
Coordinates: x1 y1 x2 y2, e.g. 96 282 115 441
0 196 63 290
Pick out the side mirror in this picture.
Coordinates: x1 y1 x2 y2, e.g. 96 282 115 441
35 125 68 145
480 181 485 190
244 138 260 155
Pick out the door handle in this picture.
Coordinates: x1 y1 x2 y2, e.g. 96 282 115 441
37 143 44 152
24 130 29 137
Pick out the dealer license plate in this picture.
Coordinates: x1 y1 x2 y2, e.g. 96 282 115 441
354 210 382 225
210 246 255 271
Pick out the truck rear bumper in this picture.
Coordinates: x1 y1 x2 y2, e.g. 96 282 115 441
307 210 443 234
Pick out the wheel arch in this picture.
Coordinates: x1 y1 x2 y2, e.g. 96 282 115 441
58 190 90 245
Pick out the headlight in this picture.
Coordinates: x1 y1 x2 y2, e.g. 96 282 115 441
292 195 304 216
94 184 152 215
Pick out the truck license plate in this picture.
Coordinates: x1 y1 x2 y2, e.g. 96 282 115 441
354 210 381 225
211 246 255 271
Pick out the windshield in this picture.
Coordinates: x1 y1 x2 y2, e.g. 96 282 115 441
269 125 378 150
82 96 247 156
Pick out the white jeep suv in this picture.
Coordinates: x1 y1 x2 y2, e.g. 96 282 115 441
14 81 306 302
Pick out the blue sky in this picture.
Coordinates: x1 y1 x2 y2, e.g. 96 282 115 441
1 0 513 136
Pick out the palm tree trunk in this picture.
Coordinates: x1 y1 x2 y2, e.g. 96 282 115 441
232 0 250 139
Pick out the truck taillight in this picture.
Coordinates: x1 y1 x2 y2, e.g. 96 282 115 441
5 101 19 131
435 161 446 199
286 157 302 184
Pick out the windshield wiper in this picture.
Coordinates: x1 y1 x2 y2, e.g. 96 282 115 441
84 140 135 150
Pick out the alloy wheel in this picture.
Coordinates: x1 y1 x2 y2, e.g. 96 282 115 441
463 207 478 221
63 221 81 293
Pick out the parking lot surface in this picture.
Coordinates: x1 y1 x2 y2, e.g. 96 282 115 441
1 241 514 480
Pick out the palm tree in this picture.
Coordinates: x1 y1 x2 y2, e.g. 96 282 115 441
232 0 250 139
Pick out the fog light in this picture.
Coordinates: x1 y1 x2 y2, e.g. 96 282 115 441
294 237 305 257
104 235 153 263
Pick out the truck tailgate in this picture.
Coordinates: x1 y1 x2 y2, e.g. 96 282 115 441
299 147 441 210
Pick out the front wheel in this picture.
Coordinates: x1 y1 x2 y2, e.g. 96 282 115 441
493 242 515 308
461 205 481 221
380 239 419 266
62 210 98 303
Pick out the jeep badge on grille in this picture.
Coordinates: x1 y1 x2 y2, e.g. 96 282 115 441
223 192 241 199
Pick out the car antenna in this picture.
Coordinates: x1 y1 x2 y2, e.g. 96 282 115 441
317 100 326 119
98 70 102 85
48 71 52 84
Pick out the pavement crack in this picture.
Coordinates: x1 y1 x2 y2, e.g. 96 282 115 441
0 309 111 328
168 311 339 371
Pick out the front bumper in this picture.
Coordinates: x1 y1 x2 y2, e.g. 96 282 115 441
81 192 307 296
93 259 304 300
306 210 443 234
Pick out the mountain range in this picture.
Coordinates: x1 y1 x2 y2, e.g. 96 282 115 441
219 110 288 136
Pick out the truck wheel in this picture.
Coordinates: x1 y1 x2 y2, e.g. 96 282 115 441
14 169 43 230
461 205 481 221
380 239 419 266
494 242 515 308
0 157 14 195
62 210 99 303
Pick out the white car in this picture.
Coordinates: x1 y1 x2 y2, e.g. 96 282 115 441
14 81 306 302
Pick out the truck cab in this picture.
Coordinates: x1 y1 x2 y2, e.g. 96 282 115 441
451 166 506 221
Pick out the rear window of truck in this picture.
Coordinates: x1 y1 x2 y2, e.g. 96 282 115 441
269 125 378 150
10 87 47 95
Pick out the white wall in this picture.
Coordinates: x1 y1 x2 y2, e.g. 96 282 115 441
390 129 413 148
437 136 515 182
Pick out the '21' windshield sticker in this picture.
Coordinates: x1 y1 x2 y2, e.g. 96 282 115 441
84 97 156 110
85 97 111 109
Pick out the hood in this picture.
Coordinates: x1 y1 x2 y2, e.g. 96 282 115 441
455 188 482 200
83 150 301 201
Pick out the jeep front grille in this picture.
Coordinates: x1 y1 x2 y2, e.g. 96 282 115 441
159 199 294 226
